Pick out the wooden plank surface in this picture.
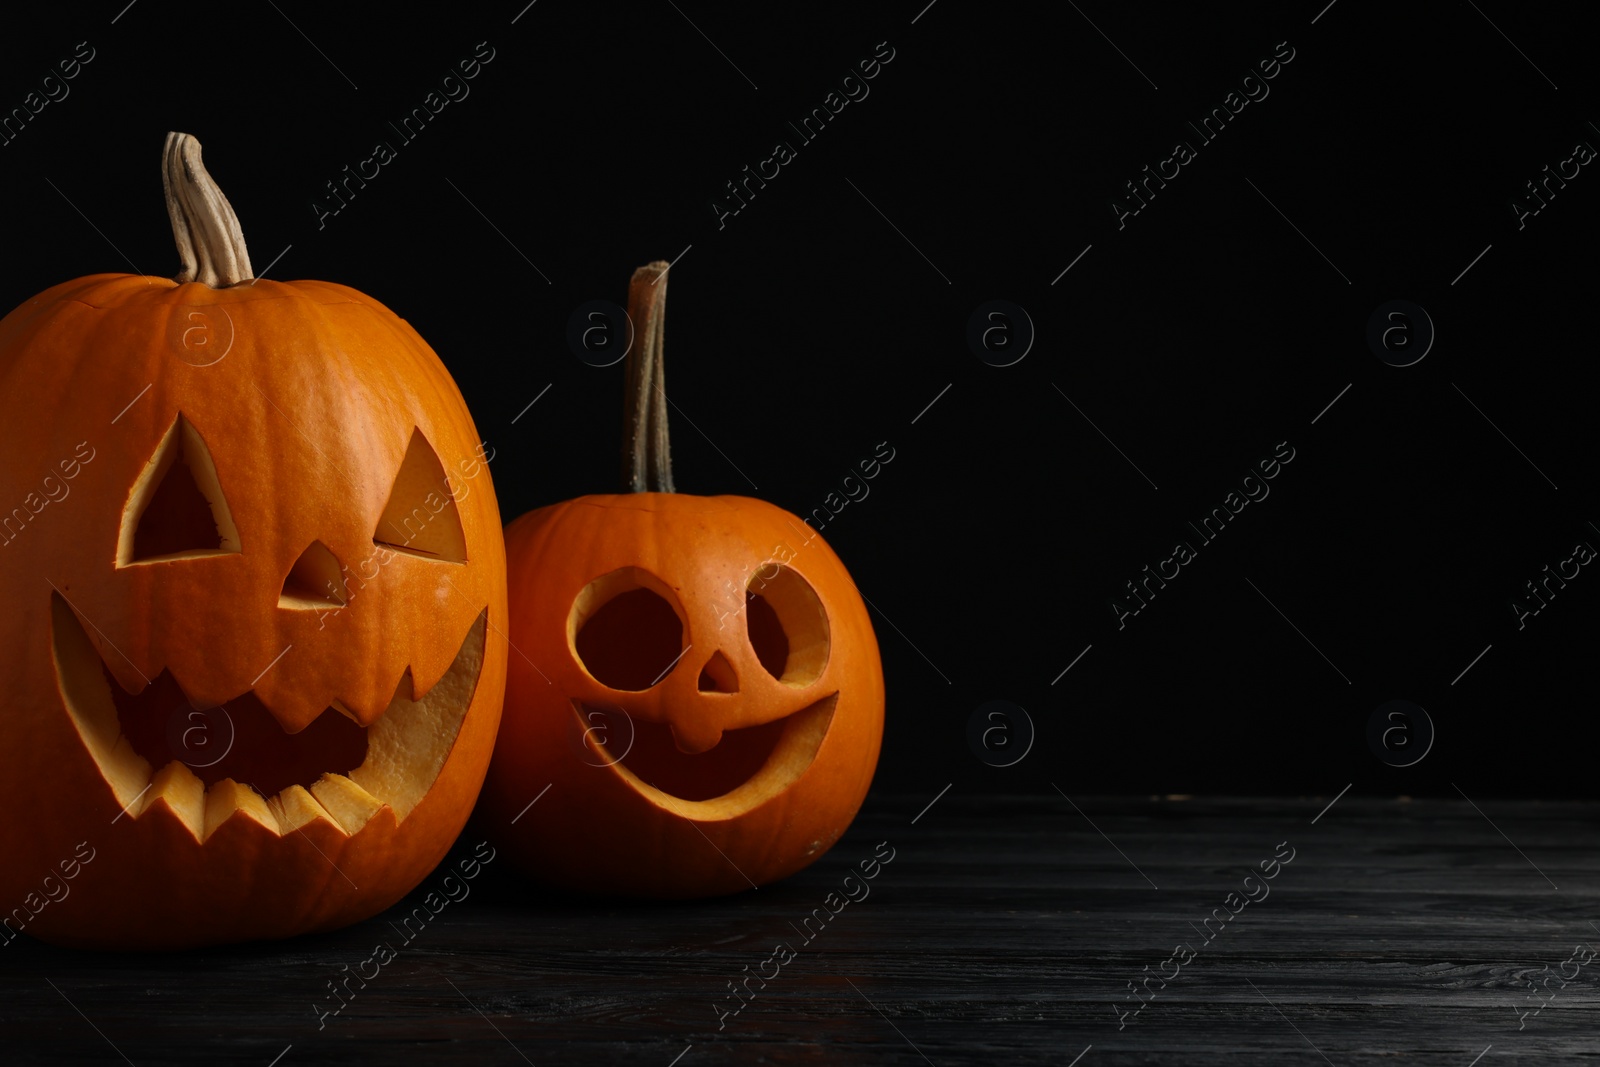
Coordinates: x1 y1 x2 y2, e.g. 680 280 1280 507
4 793 1599 1065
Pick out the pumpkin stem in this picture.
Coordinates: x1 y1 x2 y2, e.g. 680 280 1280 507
163 132 254 287
622 261 675 493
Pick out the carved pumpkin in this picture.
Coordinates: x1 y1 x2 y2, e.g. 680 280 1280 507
0 133 507 949
478 263 884 897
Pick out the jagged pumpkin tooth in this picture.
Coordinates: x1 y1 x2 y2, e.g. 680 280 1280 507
147 761 207 839
267 784 339 835
310 774 384 834
202 779 275 840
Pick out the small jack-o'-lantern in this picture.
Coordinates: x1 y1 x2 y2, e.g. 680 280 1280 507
478 263 883 897
0 134 507 949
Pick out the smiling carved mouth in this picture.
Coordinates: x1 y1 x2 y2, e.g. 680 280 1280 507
575 692 838 816
50 592 486 840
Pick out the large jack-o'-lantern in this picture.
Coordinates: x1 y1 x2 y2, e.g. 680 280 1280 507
478 263 883 897
0 133 507 949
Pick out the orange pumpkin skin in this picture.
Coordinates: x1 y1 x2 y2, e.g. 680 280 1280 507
479 491 883 898
0 273 507 949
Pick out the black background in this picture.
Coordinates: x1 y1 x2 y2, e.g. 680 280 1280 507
2 1 1595 801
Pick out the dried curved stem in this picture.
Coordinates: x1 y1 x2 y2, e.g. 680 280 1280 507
622 261 675 493
163 132 253 287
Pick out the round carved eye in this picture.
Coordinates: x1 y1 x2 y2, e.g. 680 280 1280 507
570 568 686 691
745 565 829 687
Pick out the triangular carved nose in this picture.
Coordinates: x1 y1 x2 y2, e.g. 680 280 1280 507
279 541 346 610
697 649 739 693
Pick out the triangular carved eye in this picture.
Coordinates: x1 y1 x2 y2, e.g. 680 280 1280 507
373 429 468 563
118 414 240 566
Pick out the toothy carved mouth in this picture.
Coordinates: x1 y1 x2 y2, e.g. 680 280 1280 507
51 593 485 841
575 693 838 818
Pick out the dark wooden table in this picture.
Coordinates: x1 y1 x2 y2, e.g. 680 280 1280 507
4 792 1597 1065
